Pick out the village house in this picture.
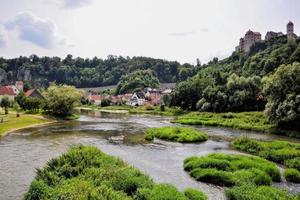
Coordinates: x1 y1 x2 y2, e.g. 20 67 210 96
25 89 44 99
0 81 24 100
127 92 146 106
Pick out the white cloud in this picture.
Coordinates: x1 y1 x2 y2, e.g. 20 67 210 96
4 12 63 49
168 31 196 37
0 30 5 48
60 0 93 9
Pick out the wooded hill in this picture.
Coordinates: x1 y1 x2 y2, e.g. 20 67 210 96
0 55 198 88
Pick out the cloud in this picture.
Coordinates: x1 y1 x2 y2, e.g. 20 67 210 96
0 30 5 48
4 12 61 49
200 28 209 32
168 31 196 37
60 0 93 9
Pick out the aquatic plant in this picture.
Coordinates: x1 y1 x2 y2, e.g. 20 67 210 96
183 153 280 187
233 136 300 183
284 168 300 183
145 126 208 143
25 145 207 200
225 184 297 200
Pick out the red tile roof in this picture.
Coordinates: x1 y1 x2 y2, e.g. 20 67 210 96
25 89 35 97
0 86 15 96
90 95 101 101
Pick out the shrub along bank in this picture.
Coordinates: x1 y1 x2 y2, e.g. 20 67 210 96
25 145 207 200
233 136 300 183
145 126 208 143
183 153 281 187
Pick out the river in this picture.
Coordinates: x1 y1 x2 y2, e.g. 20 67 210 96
0 110 299 200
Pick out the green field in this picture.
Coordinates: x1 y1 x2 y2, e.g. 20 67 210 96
0 112 52 137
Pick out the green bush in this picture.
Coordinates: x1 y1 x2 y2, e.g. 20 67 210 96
184 188 207 200
284 168 300 183
25 145 206 200
145 126 208 143
183 153 280 187
233 136 300 172
135 184 187 200
226 184 297 200
285 158 300 171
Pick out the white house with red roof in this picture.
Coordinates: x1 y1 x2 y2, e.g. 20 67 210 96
0 81 24 99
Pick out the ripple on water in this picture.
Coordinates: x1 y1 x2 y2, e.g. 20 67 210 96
0 113 299 200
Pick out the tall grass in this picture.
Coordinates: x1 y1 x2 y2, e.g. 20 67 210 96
173 112 277 132
25 145 206 200
226 184 297 200
145 126 208 143
183 153 280 187
233 136 300 183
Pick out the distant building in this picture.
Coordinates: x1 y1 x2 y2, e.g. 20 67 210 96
287 21 297 40
236 21 298 52
15 81 24 92
127 92 146 106
265 31 284 40
237 30 262 52
25 89 44 99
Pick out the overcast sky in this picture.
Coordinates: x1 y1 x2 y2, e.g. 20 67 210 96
0 0 299 64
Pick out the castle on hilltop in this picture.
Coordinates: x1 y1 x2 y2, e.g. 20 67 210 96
236 21 298 52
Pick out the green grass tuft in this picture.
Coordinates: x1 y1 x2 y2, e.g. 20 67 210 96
145 126 208 143
183 153 280 187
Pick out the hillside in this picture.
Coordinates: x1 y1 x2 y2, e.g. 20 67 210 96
171 35 300 111
0 55 198 88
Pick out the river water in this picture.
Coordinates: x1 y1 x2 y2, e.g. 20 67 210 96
0 110 299 200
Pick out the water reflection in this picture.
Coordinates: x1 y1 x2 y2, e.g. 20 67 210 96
0 110 299 200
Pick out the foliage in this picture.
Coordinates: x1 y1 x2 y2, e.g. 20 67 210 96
101 99 112 107
183 188 207 200
145 126 208 143
25 145 206 200
233 136 300 178
0 55 197 88
42 84 82 117
284 168 300 183
173 112 276 132
263 62 300 129
225 184 297 200
171 36 300 113
183 153 280 187
0 95 11 114
115 70 160 94
16 92 42 112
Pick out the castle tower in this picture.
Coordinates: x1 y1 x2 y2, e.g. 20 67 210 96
287 21 294 35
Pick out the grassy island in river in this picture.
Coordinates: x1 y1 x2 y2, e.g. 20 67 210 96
25 145 207 200
145 126 208 143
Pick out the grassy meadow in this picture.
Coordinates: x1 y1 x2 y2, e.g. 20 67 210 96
0 111 53 137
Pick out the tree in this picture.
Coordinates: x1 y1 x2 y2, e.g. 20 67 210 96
0 96 11 114
43 85 83 117
263 62 300 129
115 70 160 94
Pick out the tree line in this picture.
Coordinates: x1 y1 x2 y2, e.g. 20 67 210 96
0 55 198 88
171 36 300 128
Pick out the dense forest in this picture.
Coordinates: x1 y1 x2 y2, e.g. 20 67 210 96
0 55 199 88
171 35 300 123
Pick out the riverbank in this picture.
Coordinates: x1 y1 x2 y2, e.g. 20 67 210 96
0 113 55 137
78 105 184 116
